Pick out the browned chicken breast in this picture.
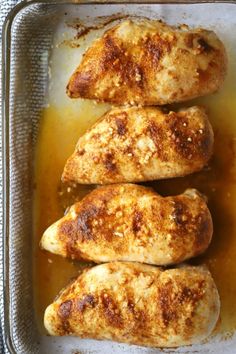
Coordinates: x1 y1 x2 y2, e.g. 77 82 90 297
62 106 213 184
40 184 213 265
67 19 227 105
44 262 220 347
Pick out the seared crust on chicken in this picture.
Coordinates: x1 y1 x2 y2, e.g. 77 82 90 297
40 184 213 265
67 19 227 105
44 262 220 347
62 106 214 184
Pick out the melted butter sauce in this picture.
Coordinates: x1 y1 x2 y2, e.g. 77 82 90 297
33 101 109 332
34 59 236 335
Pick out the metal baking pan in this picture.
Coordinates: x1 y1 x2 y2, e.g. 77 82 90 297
2 1 236 353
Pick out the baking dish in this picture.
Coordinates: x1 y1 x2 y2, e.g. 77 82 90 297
2 1 236 353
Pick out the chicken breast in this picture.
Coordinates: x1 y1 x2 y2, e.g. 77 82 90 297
40 184 213 265
62 106 213 184
44 262 220 347
67 19 227 105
